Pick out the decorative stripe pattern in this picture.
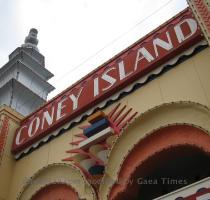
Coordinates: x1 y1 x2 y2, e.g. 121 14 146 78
0 115 9 164
188 0 210 44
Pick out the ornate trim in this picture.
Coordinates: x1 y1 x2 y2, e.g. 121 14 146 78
0 115 9 164
17 163 97 200
188 0 210 44
63 103 137 179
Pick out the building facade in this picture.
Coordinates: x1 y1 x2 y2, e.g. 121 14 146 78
0 1 210 199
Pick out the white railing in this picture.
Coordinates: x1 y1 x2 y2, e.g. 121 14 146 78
154 177 210 200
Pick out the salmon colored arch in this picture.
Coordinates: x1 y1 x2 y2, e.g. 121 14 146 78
31 183 78 200
109 125 210 200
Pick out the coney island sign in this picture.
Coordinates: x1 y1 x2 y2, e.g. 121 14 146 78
12 8 204 155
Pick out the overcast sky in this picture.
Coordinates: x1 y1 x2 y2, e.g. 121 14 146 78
0 0 188 99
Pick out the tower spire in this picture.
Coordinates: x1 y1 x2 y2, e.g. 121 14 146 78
0 28 54 116
22 28 39 51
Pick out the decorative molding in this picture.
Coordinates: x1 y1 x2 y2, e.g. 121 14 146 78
63 103 138 182
0 104 24 124
188 0 210 45
17 163 97 200
0 115 9 164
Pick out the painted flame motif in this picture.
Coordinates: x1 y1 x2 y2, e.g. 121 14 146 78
63 103 138 178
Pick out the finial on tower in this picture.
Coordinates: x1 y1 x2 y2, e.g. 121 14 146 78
22 28 39 51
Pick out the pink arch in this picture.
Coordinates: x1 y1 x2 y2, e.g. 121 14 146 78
31 183 79 200
109 125 210 200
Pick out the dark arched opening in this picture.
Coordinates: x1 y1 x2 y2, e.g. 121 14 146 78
109 125 210 200
133 145 210 200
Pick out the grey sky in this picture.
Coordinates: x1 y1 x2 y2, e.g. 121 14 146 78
0 0 188 99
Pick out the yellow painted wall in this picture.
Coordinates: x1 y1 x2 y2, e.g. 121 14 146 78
5 46 210 199
0 106 23 200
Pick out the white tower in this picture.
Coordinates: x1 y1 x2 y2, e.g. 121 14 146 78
0 28 55 116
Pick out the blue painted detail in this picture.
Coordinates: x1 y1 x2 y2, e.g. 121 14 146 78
84 118 109 138
89 165 105 175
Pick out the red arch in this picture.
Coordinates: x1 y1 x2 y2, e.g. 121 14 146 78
109 125 210 200
31 184 78 200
